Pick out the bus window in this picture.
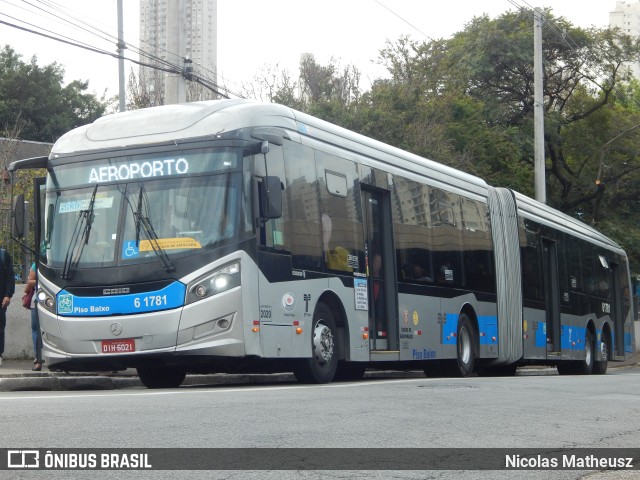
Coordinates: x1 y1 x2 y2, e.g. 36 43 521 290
556 232 570 304
393 177 433 283
522 245 543 301
430 188 463 286
582 243 596 295
283 142 322 270
595 252 610 299
316 151 363 275
566 236 582 292
255 144 290 252
461 198 494 293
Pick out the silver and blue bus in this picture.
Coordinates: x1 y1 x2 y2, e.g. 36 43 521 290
10 99 635 387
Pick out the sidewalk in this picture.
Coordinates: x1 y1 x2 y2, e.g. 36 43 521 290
0 353 638 392
0 358 305 392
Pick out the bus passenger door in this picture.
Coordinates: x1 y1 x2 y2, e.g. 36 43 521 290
541 239 561 355
362 188 398 352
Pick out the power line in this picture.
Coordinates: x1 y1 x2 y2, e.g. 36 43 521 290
0 1 243 100
373 0 437 43
0 16 232 99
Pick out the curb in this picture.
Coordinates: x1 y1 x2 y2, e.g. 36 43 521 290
0 376 143 392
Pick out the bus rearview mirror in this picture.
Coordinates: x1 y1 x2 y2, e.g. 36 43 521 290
261 176 282 220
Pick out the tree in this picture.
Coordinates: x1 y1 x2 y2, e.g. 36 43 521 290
362 11 640 265
237 10 640 266
437 10 640 214
0 45 107 143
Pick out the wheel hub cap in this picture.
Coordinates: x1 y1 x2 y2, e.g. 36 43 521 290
313 322 334 365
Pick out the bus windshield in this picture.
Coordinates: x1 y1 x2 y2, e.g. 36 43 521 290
43 147 244 271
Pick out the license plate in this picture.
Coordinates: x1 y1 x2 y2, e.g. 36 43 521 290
101 338 135 353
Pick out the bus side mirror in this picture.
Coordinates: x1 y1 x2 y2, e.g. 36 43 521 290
261 176 282 220
12 193 25 238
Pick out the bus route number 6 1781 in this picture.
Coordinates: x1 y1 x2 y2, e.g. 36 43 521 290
134 295 168 309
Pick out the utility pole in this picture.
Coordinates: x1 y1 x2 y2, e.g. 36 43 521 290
165 0 186 104
534 8 546 203
117 0 126 112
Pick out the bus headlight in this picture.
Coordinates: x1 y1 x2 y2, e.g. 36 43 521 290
186 262 240 304
36 286 56 313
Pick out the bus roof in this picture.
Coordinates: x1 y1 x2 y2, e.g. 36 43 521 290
513 190 624 254
50 99 488 194
32 100 624 256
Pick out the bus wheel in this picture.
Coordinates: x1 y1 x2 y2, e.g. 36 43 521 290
294 303 338 383
137 367 186 389
593 333 609 375
455 314 477 377
575 330 595 375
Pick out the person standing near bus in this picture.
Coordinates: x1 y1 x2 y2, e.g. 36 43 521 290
25 263 42 371
0 247 16 366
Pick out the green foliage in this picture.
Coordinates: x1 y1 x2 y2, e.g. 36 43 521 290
0 45 107 143
253 9 640 272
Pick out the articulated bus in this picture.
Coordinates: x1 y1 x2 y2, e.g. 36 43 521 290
9 100 635 388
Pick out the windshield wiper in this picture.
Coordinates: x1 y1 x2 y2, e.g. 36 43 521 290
61 184 98 279
134 186 175 273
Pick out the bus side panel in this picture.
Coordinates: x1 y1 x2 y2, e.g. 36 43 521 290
439 293 499 361
397 290 441 362
326 277 370 362
522 306 546 360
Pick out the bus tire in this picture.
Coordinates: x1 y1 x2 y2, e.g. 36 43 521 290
137 367 186 389
575 330 595 375
593 332 609 375
293 303 338 383
455 314 477 377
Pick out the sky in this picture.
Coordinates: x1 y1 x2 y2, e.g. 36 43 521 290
0 0 621 100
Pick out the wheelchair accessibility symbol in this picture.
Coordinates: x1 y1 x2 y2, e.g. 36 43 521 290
122 240 139 259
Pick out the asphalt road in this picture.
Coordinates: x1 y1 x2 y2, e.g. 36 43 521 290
1 366 639 479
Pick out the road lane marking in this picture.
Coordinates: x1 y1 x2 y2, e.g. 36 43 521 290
0 377 431 401
1 370 638 402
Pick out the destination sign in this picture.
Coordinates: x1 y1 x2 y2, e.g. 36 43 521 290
88 158 189 183
47 147 239 189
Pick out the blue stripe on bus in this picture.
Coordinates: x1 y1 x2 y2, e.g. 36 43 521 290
477 316 497 345
442 313 498 345
625 332 633 353
535 322 547 348
442 313 458 345
560 325 586 350
56 281 186 316
535 322 591 351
